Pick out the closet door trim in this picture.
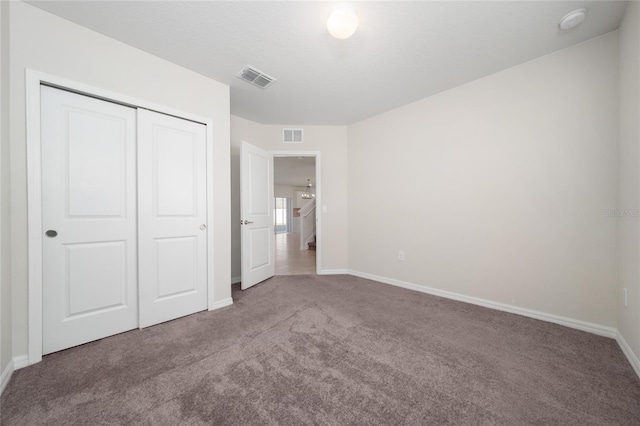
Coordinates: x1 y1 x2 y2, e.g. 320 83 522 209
26 69 217 365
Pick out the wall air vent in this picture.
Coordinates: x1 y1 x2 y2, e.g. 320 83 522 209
237 65 276 89
283 128 303 143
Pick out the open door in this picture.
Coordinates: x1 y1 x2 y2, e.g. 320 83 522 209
241 141 275 289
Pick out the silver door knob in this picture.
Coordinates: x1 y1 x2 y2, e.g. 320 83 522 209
200 224 207 230
45 230 58 238
241 220 254 225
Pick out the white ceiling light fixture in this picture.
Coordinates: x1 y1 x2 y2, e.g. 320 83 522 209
302 179 315 199
327 2 359 39
558 8 587 30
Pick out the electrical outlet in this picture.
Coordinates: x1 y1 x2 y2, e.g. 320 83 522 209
623 287 628 308
398 251 405 261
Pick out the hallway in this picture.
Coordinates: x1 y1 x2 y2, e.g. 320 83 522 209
275 233 316 275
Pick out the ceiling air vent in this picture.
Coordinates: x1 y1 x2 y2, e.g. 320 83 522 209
283 128 303 143
237 65 276 89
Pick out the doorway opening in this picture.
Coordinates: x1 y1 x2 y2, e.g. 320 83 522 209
273 155 318 275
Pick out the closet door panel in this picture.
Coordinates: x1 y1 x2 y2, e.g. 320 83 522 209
41 85 138 355
138 109 208 328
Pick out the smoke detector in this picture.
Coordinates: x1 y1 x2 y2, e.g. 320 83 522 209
559 8 587 30
237 66 276 89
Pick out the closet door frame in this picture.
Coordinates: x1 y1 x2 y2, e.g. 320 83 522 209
26 69 217 365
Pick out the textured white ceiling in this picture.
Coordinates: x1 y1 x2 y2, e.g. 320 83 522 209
28 1 627 125
274 157 316 188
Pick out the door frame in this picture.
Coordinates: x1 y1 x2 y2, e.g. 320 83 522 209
272 151 321 274
25 69 217 365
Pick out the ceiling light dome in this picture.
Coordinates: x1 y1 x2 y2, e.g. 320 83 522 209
327 3 359 39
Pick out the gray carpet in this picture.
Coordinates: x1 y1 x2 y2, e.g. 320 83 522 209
1 274 639 425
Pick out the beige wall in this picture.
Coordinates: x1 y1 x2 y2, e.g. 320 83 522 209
230 115 348 280
9 2 231 359
617 1 640 360
348 33 619 327
1 0 12 377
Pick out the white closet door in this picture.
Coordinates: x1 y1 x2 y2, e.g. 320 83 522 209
41 86 138 355
137 109 208 328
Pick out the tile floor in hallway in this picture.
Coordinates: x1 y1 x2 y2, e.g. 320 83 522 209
275 232 316 275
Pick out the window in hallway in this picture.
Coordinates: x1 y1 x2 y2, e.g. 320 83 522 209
274 196 292 234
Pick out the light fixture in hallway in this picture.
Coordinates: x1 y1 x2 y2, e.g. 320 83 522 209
302 179 315 199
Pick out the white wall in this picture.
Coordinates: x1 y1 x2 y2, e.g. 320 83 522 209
8 2 231 360
274 185 304 198
230 115 348 279
348 33 619 327
0 0 12 380
617 1 640 363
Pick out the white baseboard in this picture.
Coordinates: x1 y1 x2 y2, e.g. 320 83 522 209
13 355 29 370
616 332 640 379
209 297 233 311
348 270 618 339
231 276 241 284
1 359 14 395
318 269 349 275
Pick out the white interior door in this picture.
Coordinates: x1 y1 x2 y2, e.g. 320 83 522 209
41 86 138 355
241 141 275 289
137 109 208 327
